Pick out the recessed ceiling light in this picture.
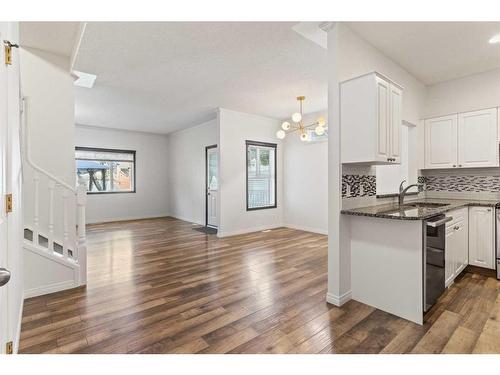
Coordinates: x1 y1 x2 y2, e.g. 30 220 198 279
72 70 97 88
488 34 500 44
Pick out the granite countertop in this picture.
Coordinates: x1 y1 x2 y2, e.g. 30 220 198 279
341 198 500 221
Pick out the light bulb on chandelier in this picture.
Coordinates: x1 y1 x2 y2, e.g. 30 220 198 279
292 112 302 123
276 130 286 139
281 121 291 130
315 125 325 136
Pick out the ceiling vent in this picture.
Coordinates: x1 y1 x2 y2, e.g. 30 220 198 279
73 70 97 88
292 22 328 49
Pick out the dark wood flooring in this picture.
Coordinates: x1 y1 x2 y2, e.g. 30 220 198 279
19 217 500 353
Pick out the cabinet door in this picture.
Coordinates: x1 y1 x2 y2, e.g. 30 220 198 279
389 84 402 163
445 226 455 287
375 76 390 162
468 207 495 269
458 109 499 168
454 220 468 275
424 115 458 169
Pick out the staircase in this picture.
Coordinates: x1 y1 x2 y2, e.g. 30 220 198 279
22 97 87 298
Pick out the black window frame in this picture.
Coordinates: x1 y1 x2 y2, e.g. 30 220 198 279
246 140 277 211
75 146 137 195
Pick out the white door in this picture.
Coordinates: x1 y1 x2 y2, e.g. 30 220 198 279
389 83 402 163
424 114 458 169
375 76 390 162
458 108 498 168
206 146 218 228
469 206 495 269
0 27 10 354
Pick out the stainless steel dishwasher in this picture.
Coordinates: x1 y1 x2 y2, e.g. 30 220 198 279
424 214 452 312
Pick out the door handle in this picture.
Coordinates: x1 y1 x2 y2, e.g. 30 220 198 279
0 268 11 287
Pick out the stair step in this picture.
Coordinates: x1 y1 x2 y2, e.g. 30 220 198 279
53 242 63 255
24 228 33 241
38 235 49 248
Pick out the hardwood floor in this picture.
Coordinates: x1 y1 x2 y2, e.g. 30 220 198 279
19 217 500 354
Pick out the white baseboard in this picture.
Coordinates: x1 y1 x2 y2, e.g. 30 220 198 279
167 214 204 226
217 224 284 238
86 213 170 225
283 224 328 235
24 280 77 299
326 291 352 306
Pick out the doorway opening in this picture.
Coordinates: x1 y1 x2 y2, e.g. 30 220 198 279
205 145 218 232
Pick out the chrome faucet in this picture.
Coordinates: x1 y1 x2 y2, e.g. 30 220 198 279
398 179 423 206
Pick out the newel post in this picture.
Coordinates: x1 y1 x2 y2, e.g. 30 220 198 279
77 181 88 285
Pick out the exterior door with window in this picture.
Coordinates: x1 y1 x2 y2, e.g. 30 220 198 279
206 146 218 228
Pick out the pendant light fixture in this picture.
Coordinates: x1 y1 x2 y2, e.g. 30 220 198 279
276 96 326 141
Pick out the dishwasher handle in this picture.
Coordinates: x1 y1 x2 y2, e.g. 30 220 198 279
426 216 453 227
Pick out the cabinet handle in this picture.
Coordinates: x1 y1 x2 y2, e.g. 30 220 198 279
453 165 456 167
458 164 462 167
487 208 492 212
454 226 459 231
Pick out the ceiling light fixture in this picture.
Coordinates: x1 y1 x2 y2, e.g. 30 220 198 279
276 96 327 142
489 34 500 44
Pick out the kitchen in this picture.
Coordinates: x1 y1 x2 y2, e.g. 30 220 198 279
338 67 500 325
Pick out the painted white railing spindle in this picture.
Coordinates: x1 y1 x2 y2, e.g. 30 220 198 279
33 171 40 246
62 190 69 258
77 182 87 284
47 180 56 251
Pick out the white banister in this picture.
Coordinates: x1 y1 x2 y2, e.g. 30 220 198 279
77 182 87 284
33 171 40 246
47 179 55 251
21 95 88 286
62 190 69 258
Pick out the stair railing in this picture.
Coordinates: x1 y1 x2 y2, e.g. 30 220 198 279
21 96 87 285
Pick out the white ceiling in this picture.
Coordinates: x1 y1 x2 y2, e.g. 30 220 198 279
73 22 328 134
346 22 500 85
19 22 80 57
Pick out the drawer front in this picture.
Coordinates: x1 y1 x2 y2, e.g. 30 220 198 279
446 207 468 227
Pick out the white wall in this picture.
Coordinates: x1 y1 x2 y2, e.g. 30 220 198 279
339 26 427 125
218 108 283 237
167 119 218 225
75 125 169 223
20 47 77 247
327 24 428 306
283 111 328 234
425 67 500 118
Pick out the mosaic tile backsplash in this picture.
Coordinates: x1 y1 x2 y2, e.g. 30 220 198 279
420 175 500 193
342 175 376 198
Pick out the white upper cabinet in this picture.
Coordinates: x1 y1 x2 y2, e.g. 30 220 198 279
458 108 498 168
341 72 403 164
424 115 457 169
424 108 498 169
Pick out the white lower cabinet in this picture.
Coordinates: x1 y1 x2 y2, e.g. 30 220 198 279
445 208 469 287
468 206 496 269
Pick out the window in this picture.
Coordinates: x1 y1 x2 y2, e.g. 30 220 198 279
75 147 136 194
246 141 277 210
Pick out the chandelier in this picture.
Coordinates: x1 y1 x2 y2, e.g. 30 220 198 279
276 96 326 141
